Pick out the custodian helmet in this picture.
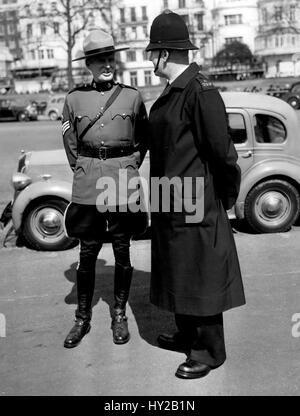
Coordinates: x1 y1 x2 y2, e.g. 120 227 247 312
145 10 198 52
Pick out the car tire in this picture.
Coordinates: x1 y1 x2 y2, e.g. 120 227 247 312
244 179 300 233
49 111 59 121
287 97 300 109
22 198 77 251
17 112 27 122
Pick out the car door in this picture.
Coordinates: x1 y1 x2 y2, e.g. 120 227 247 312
0 100 11 119
227 109 254 175
0 100 14 119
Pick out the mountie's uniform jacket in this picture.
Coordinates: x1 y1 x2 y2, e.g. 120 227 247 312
62 80 148 206
149 62 246 316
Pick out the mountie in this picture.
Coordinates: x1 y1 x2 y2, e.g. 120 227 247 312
104 400 138 414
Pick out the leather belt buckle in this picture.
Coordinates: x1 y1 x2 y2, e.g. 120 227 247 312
99 146 107 160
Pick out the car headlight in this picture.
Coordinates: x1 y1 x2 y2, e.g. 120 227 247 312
11 173 32 191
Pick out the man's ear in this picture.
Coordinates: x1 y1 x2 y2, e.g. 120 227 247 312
161 49 169 62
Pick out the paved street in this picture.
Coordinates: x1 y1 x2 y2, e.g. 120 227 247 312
0 227 300 396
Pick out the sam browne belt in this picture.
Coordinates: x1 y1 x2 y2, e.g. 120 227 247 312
79 145 134 160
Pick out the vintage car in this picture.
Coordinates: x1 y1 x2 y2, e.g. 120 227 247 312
0 98 38 122
1 91 300 251
266 80 300 109
45 94 66 121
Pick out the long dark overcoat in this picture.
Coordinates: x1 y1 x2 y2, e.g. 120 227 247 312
149 63 246 316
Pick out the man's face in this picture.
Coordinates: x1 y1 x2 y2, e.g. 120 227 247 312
87 53 116 83
148 50 167 78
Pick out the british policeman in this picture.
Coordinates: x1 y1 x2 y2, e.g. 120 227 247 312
62 29 149 348
146 11 246 379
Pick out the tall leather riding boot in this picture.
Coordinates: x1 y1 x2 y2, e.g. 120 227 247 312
111 263 133 344
64 270 95 348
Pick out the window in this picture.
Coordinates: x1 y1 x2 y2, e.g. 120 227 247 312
120 27 126 39
163 0 168 9
291 83 300 93
24 4 30 16
130 7 136 22
196 13 203 31
37 2 44 16
225 37 243 45
47 49 54 59
40 22 46 35
144 70 152 86
8 11 15 19
254 114 286 144
126 50 136 62
7 23 14 34
274 6 283 22
53 22 59 34
227 113 247 144
261 8 267 23
290 5 296 21
26 23 32 38
120 8 125 23
130 71 138 87
178 0 186 8
30 49 35 60
0 24 4 35
38 49 44 60
132 27 137 39
141 6 147 21
224 14 242 25
142 25 147 37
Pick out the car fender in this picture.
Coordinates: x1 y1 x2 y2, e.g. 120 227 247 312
235 159 300 219
12 179 72 232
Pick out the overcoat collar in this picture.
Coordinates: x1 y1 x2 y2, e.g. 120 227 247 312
158 62 200 100
171 62 200 89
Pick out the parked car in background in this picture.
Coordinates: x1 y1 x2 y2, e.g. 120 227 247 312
0 98 38 121
45 94 65 120
266 80 300 109
2 92 300 251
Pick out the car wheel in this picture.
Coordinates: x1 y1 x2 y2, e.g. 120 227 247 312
22 198 77 251
17 112 26 122
287 97 300 109
244 179 300 233
49 111 59 121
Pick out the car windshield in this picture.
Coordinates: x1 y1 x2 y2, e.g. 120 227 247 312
291 84 300 93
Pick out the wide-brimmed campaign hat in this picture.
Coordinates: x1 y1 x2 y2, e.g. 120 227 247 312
73 29 129 61
145 10 198 52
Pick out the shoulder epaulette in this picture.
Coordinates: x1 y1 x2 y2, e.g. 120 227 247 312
67 83 92 94
118 83 137 91
195 73 215 91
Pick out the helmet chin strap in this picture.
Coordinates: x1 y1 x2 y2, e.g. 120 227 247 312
154 50 163 73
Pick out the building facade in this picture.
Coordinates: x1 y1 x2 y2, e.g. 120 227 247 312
7 0 210 93
0 0 21 90
207 0 259 55
0 0 22 60
255 0 300 77
2 0 300 93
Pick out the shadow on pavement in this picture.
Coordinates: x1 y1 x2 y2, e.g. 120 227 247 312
63 259 176 347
